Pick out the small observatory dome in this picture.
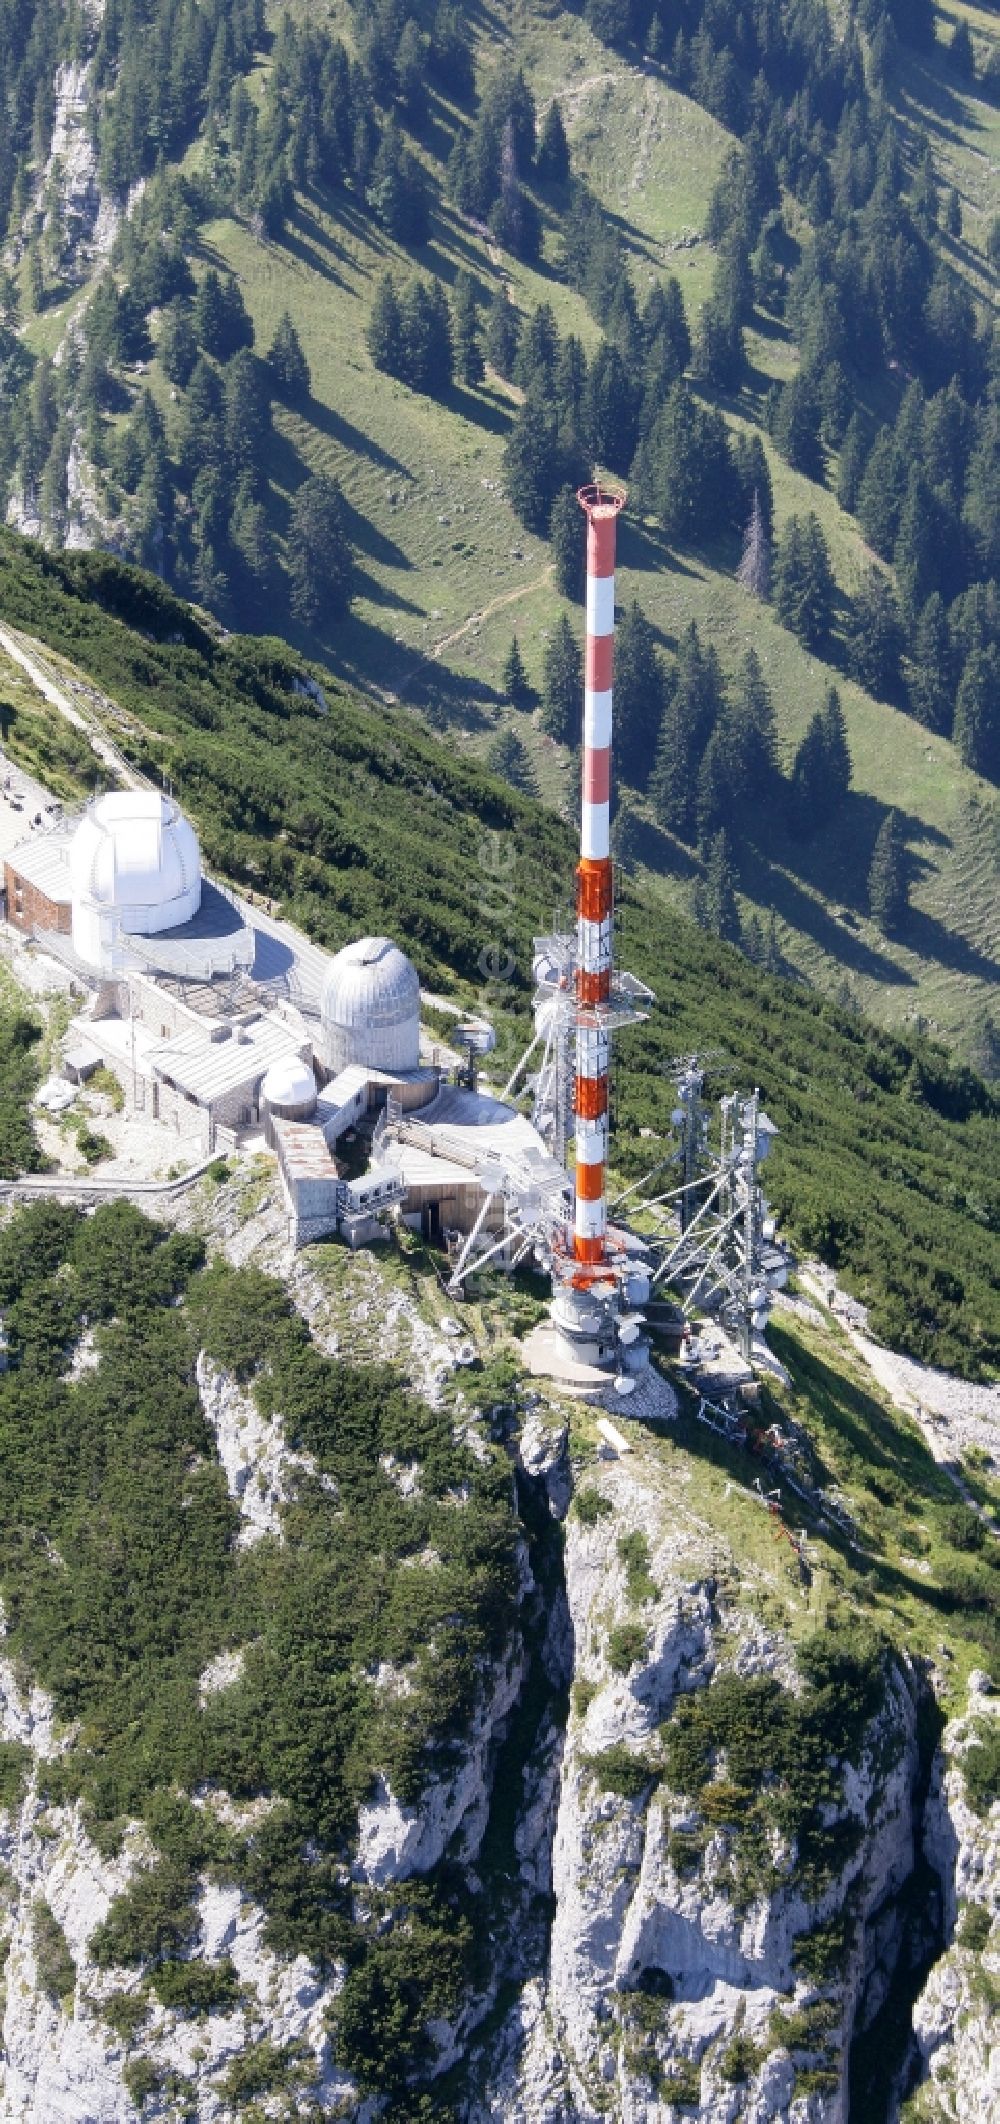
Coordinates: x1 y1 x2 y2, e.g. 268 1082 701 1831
320 936 421 1076
70 792 202 970
261 1055 318 1122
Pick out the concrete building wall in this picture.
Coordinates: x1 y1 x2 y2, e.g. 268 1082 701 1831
3 861 72 939
128 979 198 1043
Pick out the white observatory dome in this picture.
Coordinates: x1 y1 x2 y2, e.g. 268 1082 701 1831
320 935 420 1076
261 1055 318 1121
70 792 202 971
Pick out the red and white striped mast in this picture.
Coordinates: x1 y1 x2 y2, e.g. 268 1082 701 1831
573 482 625 1272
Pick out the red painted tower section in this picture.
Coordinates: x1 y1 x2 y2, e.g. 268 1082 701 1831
573 484 625 1267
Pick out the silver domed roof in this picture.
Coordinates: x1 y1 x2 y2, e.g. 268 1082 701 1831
319 936 420 1075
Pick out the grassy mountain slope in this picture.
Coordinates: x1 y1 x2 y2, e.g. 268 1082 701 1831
1 532 998 1378
14 0 999 1058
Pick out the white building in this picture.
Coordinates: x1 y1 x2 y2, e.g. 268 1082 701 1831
319 936 421 1076
70 792 202 970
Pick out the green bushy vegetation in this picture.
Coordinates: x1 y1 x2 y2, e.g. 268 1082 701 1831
0 532 997 1379
585 1744 656 1799
962 1720 1000 1816
661 1634 886 1900
617 1530 658 1605
31 1898 75 2004
608 1622 649 1674
571 1486 613 1526
0 1001 43 1179
0 1741 31 1815
0 1199 521 2098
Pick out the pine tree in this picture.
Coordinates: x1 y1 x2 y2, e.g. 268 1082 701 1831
194 269 227 357
367 273 405 378
953 647 1000 776
610 794 642 869
770 371 822 479
486 725 537 795
502 635 531 707
550 484 584 601
772 514 835 652
535 101 570 184
503 389 562 535
868 810 908 933
944 188 962 239
452 271 484 387
484 285 520 379
847 568 903 701
700 828 738 939
615 601 664 787
367 116 428 244
837 414 869 516
160 296 198 389
734 646 778 797
820 685 852 806
857 428 907 558
396 17 426 118
789 712 829 838
907 594 951 733
966 1008 1000 1083
224 349 270 482
267 312 311 401
539 616 582 743
736 491 770 600
288 473 354 626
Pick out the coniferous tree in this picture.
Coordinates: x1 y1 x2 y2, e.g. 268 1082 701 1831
486 725 537 795
953 646 1000 776
288 473 353 625
770 370 823 479
699 828 738 940
907 593 951 733
734 646 778 798
615 601 664 787
367 116 429 243
820 685 852 806
267 312 310 401
736 491 770 600
539 616 582 744
504 389 562 535
535 100 570 184
772 514 835 652
367 272 405 378
837 414 869 516
856 428 907 558
967 1008 1000 1082
847 567 903 700
550 484 584 601
502 635 532 707
868 809 908 933
224 349 270 483
160 296 198 388
452 272 484 387
610 793 642 869
484 285 520 379
789 711 829 838
789 689 851 836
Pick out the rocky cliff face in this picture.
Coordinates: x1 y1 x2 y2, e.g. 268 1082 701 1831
0 1193 993 2123
901 1674 1000 2124
473 1425 928 2124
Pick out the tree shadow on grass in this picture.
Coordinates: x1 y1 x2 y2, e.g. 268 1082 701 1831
618 515 705 588
289 396 410 479
895 52 986 151
317 611 497 731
